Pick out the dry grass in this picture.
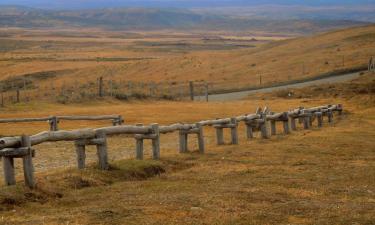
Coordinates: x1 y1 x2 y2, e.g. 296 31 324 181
0 27 374 225
0 89 374 224
0 25 374 103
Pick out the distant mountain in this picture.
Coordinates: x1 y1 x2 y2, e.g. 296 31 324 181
194 5 375 23
0 6 371 33
1 0 375 9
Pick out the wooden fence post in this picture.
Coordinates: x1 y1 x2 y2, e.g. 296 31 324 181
21 135 35 189
113 115 124 126
49 116 59 131
215 127 224 145
246 122 254 139
98 76 104 97
196 123 205 154
283 119 290 134
327 110 333 124
178 130 188 153
189 81 194 101
260 113 269 139
135 124 144 160
230 118 238 145
74 142 86 169
1 92 4 107
205 82 209 102
151 124 160 160
303 116 310 129
2 156 15 186
316 112 323 127
95 130 109 170
16 89 20 103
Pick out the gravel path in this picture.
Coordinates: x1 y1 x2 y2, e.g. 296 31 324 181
195 72 361 102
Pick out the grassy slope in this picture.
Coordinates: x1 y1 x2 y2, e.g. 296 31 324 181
0 73 374 224
0 25 374 100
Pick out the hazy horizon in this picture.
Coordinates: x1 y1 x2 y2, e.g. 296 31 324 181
1 0 375 9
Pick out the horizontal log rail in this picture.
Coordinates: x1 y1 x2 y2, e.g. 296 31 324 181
0 103 343 188
0 117 52 123
0 115 124 131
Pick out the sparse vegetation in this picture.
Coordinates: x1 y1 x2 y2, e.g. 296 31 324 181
0 8 374 223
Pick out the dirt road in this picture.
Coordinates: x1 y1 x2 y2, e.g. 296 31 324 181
195 71 362 101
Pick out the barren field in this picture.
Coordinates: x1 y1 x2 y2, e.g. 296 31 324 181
0 72 373 224
0 25 374 104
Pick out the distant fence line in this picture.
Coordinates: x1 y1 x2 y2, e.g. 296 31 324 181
369 56 375 71
0 115 124 131
0 104 343 188
0 56 372 106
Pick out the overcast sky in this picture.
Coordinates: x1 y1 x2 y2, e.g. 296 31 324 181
1 0 375 9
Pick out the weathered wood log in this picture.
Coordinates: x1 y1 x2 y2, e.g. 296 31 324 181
316 112 323 127
216 127 224 145
21 135 35 189
230 118 238 145
74 141 86 169
303 116 311 129
200 118 231 126
245 123 254 139
304 105 329 113
2 156 15 186
236 114 259 122
112 115 124 126
95 130 108 170
266 112 288 121
135 124 144 160
0 126 151 150
263 106 270 114
49 116 59 131
96 125 151 136
179 130 188 153
151 124 160 160
58 115 122 121
327 110 333 124
74 138 106 146
0 137 21 149
160 123 194 134
0 117 52 123
180 128 200 134
283 120 290 134
213 123 237 129
260 113 269 139
31 129 96 145
196 123 205 154
189 81 194 101
0 147 34 158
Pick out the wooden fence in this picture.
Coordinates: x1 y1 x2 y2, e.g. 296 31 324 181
369 56 375 71
0 115 124 131
0 104 343 188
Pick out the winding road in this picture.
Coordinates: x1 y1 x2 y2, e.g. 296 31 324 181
195 71 362 102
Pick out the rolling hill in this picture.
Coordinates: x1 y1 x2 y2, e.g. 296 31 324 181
0 6 370 33
0 24 373 103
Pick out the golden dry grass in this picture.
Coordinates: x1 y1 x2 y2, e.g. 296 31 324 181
0 27 374 224
0 25 374 102
0 73 374 224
